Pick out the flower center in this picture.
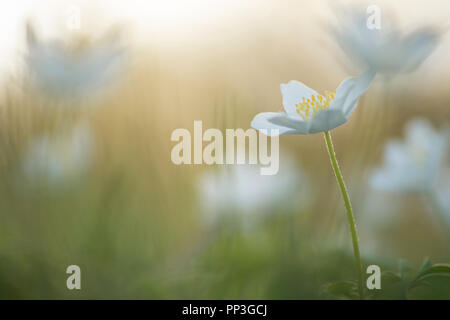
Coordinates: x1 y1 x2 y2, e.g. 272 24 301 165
295 90 336 120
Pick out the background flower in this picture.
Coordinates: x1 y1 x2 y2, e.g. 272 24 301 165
198 155 310 228
370 118 447 193
20 121 95 188
0 1 449 299
331 6 441 74
26 23 126 99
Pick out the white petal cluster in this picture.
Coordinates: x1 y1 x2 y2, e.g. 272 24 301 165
370 118 447 193
26 24 125 99
251 70 375 135
198 156 309 226
332 7 440 74
21 122 95 188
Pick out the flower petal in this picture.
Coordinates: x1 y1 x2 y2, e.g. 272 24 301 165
280 80 318 118
308 108 348 133
267 112 311 134
384 140 410 168
400 28 440 73
405 118 448 184
342 69 376 117
370 168 408 192
251 112 294 136
329 77 357 111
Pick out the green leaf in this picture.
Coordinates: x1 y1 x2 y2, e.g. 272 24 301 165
417 258 433 275
381 271 403 285
409 263 450 291
322 280 359 300
416 264 450 281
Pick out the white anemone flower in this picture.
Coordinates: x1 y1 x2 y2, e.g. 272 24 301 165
198 157 309 227
21 122 95 188
370 118 447 193
26 23 125 99
251 70 374 136
332 7 440 74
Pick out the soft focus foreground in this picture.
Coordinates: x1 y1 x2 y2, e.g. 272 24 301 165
0 0 449 299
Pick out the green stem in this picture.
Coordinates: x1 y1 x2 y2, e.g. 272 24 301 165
324 131 364 299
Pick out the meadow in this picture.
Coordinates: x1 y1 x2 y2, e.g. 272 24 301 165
0 0 448 299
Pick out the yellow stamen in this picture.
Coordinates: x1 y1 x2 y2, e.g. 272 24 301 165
295 91 337 120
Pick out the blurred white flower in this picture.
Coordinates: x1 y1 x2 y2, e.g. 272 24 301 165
26 23 125 99
370 118 447 193
251 70 374 136
21 122 95 188
332 6 440 74
198 156 310 226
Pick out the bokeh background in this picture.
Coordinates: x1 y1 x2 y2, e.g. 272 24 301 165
0 0 449 299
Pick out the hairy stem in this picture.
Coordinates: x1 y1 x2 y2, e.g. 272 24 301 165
324 131 364 299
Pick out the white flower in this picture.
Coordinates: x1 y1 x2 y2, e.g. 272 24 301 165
198 157 309 226
26 23 125 99
21 122 95 188
370 118 447 193
251 70 374 136
332 7 440 74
